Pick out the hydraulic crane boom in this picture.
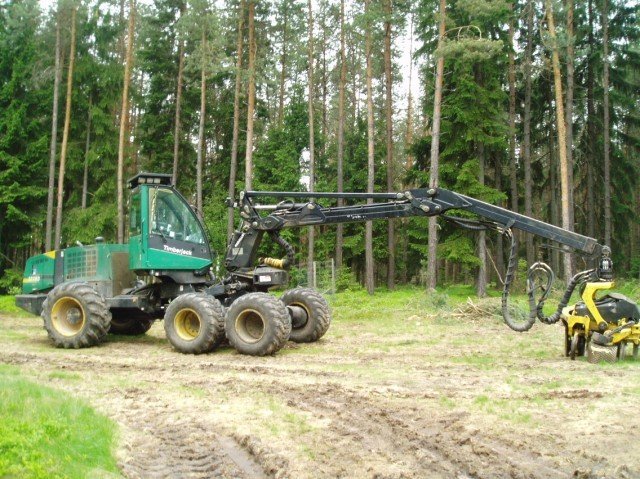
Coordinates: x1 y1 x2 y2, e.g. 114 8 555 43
225 187 603 272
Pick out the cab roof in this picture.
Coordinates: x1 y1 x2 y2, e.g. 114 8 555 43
128 173 172 189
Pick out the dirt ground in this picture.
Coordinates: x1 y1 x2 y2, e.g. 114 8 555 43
1 298 639 479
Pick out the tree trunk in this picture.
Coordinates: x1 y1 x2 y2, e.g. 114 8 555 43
586 0 596 239
117 0 135 244
426 0 446 292
384 0 395 289
228 0 245 240
546 0 572 282
549 108 560 273
82 95 92 210
365 0 375 295
405 11 414 174
54 7 77 249
307 0 315 287
320 8 328 149
602 0 611 247
244 0 256 191
523 0 534 266
476 143 487 298
196 29 206 219
278 1 288 126
494 154 504 278
402 12 415 285
172 5 186 187
46 18 62 251
508 7 518 214
350 33 358 128
335 0 346 270
564 0 574 276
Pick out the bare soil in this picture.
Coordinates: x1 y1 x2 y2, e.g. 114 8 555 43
1 302 639 479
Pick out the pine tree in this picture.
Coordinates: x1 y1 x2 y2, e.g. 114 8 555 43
384 0 395 290
54 5 76 249
335 0 346 270
45 13 62 251
244 0 256 191
171 3 186 186
117 0 134 244
426 0 446 292
545 0 572 281
228 0 245 240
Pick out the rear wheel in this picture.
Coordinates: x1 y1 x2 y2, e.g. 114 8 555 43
42 282 111 349
225 293 291 356
164 294 225 354
280 288 331 343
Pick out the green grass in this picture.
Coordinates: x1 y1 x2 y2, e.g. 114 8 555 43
47 371 83 381
0 365 120 479
0 295 31 317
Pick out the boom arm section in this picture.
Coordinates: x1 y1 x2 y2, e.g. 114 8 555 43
224 188 602 271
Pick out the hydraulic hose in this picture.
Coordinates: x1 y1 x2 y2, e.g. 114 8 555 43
526 264 594 325
501 229 537 332
269 231 295 269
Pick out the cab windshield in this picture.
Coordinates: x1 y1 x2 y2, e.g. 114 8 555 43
149 188 205 244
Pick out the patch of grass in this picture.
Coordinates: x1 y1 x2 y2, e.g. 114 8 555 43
0 368 120 479
178 385 207 398
0 295 32 317
47 371 82 381
452 354 495 369
439 395 456 409
472 395 537 425
257 394 316 438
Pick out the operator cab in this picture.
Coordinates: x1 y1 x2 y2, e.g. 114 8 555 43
128 173 213 274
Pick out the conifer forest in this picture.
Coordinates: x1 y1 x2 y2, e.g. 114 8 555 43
0 0 638 294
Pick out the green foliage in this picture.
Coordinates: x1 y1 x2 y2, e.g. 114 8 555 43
0 268 22 295
0 366 119 478
335 266 362 293
0 0 638 292
0 295 31 316
0 0 48 278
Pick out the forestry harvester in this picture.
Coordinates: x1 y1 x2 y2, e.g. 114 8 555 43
16 173 640 361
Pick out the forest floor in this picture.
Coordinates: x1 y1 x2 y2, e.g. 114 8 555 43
1 287 639 479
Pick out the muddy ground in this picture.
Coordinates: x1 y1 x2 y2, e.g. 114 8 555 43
1 296 639 479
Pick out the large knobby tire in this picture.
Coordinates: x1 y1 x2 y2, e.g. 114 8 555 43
109 314 154 335
164 293 225 354
42 282 111 349
225 293 291 356
280 288 331 343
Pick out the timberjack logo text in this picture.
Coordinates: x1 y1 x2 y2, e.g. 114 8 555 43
163 245 192 256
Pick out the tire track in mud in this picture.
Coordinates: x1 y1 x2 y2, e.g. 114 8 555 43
245 380 568 479
0 349 573 478
109 387 268 479
2 328 637 479
0 350 271 479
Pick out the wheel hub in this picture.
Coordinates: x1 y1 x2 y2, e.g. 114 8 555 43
287 305 309 329
235 309 265 343
174 309 201 341
51 297 86 337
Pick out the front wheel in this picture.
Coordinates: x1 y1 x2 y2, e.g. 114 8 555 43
225 293 291 356
164 294 225 354
42 282 111 349
280 288 331 343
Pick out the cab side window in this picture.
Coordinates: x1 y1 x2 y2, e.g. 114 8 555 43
129 193 141 236
149 188 205 244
